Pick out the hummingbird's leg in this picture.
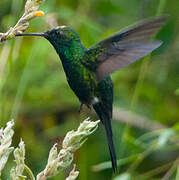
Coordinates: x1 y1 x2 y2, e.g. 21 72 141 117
86 104 93 116
86 104 91 110
78 103 84 113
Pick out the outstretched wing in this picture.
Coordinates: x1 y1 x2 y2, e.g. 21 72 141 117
84 16 167 82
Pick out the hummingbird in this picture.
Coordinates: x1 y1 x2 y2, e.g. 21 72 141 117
16 16 166 172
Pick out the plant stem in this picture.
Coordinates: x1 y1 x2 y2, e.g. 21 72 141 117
24 164 35 180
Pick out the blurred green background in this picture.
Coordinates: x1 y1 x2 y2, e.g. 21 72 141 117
0 0 179 179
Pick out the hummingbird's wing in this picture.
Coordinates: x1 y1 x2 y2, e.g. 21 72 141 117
85 16 167 82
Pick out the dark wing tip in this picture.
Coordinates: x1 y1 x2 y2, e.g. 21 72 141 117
135 15 168 27
143 15 168 29
155 15 169 21
151 15 168 23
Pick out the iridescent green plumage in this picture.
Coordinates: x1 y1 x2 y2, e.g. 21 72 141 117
45 26 117 171
16 17 167 172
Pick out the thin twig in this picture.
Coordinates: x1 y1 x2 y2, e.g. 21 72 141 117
0 0 44 42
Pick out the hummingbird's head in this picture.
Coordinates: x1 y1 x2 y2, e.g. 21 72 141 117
15 26 84 58
46 26 80 42
45 26 84 56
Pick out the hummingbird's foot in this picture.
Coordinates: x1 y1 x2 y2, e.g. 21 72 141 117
86 104 91 111
78 103 84 113
86 104 93 115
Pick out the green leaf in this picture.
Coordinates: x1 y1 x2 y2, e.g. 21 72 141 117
157 129 174 147
113 173 131 180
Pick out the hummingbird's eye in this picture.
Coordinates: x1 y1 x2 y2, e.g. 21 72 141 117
59 31 66 38
55 30 60 35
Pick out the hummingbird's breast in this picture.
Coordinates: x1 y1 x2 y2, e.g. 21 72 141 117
53 40 98 104
62 60 97 104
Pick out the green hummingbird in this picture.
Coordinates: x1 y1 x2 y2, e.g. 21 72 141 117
16 16 166 172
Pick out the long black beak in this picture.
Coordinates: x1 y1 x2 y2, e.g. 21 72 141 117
15 33 47 38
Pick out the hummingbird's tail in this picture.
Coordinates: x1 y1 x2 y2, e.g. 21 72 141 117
93 102 117 172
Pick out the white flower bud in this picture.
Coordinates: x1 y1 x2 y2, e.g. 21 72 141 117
0 120 14 175
37 118 100 180
66 165 79 180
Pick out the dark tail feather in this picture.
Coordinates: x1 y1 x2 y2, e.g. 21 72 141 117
93 103 117 172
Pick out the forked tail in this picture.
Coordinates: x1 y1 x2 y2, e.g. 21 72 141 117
93 102 117 172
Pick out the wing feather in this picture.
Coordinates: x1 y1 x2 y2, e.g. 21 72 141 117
85 16 167 82
96 41 162 81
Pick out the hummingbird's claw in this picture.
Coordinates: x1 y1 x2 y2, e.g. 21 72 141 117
86 104 91 111
78 103 84 113
86 104 92 116
78 103 92 114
